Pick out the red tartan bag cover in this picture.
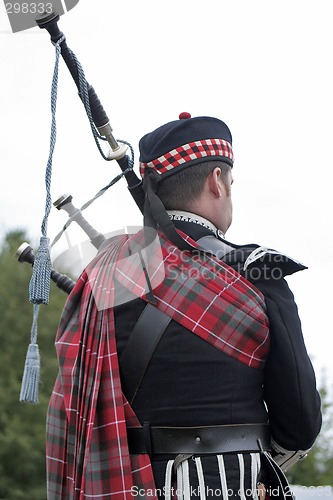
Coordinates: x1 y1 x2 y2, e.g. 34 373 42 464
46 229 269 499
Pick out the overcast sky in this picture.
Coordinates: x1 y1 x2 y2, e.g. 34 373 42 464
1 0 333 386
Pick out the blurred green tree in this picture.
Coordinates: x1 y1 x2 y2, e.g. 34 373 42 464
0 230 68 499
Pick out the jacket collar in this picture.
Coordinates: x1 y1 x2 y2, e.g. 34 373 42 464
167 210 225 241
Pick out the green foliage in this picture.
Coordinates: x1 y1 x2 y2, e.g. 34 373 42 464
0 230 67 499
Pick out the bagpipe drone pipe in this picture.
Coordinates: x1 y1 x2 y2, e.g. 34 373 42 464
35 10 146 213
15 241 75 295
15 194 109 295
16 10 148 296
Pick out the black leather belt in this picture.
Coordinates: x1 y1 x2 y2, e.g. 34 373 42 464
127 423 270 455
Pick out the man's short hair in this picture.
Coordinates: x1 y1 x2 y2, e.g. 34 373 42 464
156 161 231 211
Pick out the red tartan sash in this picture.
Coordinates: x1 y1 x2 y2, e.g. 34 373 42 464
46 229 269 499
87 228 270 369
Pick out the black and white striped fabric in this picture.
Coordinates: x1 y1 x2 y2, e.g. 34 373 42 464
151 453 262 500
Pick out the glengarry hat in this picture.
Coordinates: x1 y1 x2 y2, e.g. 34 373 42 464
139 112 234 179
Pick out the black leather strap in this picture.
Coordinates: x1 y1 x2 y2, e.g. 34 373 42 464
127 423 271 455
143 170 194 251
119 304 171 404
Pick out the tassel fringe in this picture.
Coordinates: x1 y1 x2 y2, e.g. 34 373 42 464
20 343 40 404
29 236 51 305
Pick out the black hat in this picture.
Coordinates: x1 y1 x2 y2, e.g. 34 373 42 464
139 113 233 179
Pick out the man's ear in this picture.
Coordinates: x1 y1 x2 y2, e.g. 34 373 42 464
207 167 223 198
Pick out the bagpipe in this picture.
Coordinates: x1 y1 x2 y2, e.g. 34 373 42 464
34 10 145 212
16 241 75 295
16 10 147 295
15 193 109 294
17 10 149 403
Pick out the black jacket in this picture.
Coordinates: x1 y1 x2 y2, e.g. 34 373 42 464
114 221 322 497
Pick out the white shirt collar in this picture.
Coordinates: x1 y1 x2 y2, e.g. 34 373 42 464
167 210 225 239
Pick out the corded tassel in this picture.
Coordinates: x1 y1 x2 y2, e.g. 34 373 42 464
29 236 51 305
19 38 64 403
19 343 40 404
20 305 40 404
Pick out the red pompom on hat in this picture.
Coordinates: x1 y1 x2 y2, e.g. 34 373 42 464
179 112 191 119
